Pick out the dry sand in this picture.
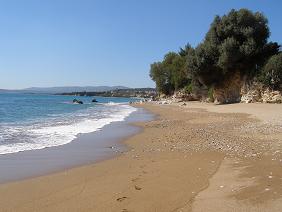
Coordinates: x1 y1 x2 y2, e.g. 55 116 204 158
0 102 281 212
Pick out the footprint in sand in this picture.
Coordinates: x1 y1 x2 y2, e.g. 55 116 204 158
122 209 133 212
117 197 128 202
131 177 139 182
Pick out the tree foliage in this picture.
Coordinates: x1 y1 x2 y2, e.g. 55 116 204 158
150 51 190 95
188 9 279 86
150 8 281 96
260 53 282 89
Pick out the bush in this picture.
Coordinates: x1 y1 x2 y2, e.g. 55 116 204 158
184 84 193 93
260 53 282 90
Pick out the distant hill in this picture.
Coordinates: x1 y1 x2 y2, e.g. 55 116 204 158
0 86 130 94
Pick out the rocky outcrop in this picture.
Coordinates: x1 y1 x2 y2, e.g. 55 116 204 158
73 99 83 104
173 90 199 102
213 71 242 104
240 81 282 103
261 89 282 103
157 73 282 104
240 81 263 103
240 90 261 103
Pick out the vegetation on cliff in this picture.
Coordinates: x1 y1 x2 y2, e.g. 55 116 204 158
150 9 281 103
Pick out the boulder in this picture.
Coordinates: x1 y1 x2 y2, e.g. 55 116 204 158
173 89 200 102
240 81 263 103
272 94 282 103
241 89 261 103
262 89 282 103
73 99 83 104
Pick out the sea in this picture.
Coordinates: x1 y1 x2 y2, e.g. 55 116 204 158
0 93 138 155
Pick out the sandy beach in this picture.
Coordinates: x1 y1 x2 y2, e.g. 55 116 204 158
0 102 282 212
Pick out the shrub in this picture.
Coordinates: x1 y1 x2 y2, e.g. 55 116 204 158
259 53 282 90
184 84 193 93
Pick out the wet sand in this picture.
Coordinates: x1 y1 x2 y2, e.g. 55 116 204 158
0 108 154 183
0 102 281 211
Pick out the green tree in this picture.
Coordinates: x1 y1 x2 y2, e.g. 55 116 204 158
260 53 282 89
150 52 189 95
163 52 189 90
179 43 193 57
150 8 280 101
188 9 279 87
149 62 170 94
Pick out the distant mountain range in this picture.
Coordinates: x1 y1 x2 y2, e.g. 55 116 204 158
0 86 130 94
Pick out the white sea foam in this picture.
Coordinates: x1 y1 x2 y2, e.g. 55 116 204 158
0 104 136 155
106 101 120 105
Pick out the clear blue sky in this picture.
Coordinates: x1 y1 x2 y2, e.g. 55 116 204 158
0 0 281 89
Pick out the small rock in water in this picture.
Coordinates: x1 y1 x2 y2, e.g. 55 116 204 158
73 99 83 104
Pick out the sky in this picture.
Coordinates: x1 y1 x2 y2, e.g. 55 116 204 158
0 0 281 89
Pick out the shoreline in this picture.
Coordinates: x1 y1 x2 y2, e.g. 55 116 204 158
0 102 281 211
0 106 154 184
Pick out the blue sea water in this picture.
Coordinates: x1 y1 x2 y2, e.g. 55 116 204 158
0 93 137 154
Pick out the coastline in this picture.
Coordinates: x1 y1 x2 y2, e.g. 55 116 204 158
0 102 281 211
0 106 154 183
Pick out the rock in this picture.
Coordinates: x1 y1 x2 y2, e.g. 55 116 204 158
240 80 262 103
240 81 282 103
92 99 98 103
262 89 282 103
73 99 83 104
271 94 282 103
173 90 199 102
241 90 261 103
213 71 242 104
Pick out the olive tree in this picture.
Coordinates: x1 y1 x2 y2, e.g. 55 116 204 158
188 9 278 86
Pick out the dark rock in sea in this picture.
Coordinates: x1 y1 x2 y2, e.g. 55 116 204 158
92 99 98 103
73 99 83 104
